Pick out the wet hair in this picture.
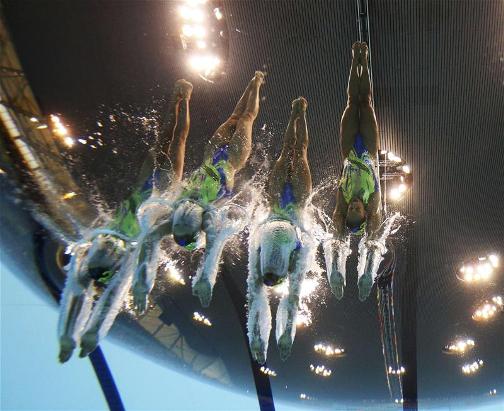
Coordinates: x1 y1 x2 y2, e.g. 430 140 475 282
259 221 297 286
263 271 285 287
172 200 204 249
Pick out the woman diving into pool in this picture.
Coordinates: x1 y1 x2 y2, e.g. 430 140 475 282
58 72 265 361
247 97 314 364
327 41 382 302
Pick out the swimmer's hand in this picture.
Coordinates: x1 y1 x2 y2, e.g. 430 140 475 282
278 332 293 361
132 277 149 315
192 278 213 308
250 334 267 365
329 267 345 300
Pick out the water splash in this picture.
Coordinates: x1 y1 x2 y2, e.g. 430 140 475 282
357 212 402 284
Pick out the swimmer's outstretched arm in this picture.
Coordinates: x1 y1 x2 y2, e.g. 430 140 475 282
191 223 222 307
57 243 96 363
276 248 304 361
131 217 173 314
192 210 244 307
246 244 272 365
327 191 351 299
78 251 134 358
332 190 347 239
365 193 382 239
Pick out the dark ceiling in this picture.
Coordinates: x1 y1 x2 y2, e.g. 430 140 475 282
3 0 504 409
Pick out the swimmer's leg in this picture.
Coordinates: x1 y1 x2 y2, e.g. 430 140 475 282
246 242 271 364
136 80 192 191
204 71 265 164
79 254 133 357
323 236 351 300
276 250 304 361
267 99 299 203
57 243 96 363
290 97 312 207
357 43 379 157
192 221 222 308
193 207 247 307
165 80 193 183
340 42 361 158
226 71 265 172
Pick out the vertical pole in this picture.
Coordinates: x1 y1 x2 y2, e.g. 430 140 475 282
89 348 126 411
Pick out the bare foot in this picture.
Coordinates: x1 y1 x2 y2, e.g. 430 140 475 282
291 96 308 117
352 41 361 61
360 42 369 62
174 79 193 100
254 70 266 85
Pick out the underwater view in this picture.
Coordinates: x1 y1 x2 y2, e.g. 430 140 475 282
1 1 503 410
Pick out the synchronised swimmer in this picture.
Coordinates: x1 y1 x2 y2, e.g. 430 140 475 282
58 43 395 364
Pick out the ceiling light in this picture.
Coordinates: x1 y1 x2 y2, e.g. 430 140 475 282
309 364 332 377
461 359 483 375
443 338 475 355
193 311 212 326
389 187 403 201
314 343 345 357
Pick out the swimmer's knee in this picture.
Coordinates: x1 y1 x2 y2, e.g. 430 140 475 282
239 112 255 123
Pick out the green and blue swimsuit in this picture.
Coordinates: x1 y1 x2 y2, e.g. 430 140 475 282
339 133 379 207
182 145 233 206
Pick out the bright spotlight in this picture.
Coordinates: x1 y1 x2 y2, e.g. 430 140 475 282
314 343 345 358
472 296 503 322
63 136 75 147
389 187 403 201
443 338 476 355
388 366 406 375
488 254 499 268
193 25 206 38
179 6 204 22
461 359 484 375
259 366 277 377
187 0 207 6
402 164 411 173
309 364 332 377
196 40 207 49
458 254 500 284
193 312 212 326
182 24 194 37
189 54 220 76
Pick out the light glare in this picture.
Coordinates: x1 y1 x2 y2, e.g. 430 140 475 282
214 7 223 20
193 312 212 326
309 364 332 377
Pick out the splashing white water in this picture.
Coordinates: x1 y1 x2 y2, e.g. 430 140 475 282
357 212 402 283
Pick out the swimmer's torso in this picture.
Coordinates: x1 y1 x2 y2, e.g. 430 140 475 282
339 133 379 206
271 181 300 223
182 145 234 206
